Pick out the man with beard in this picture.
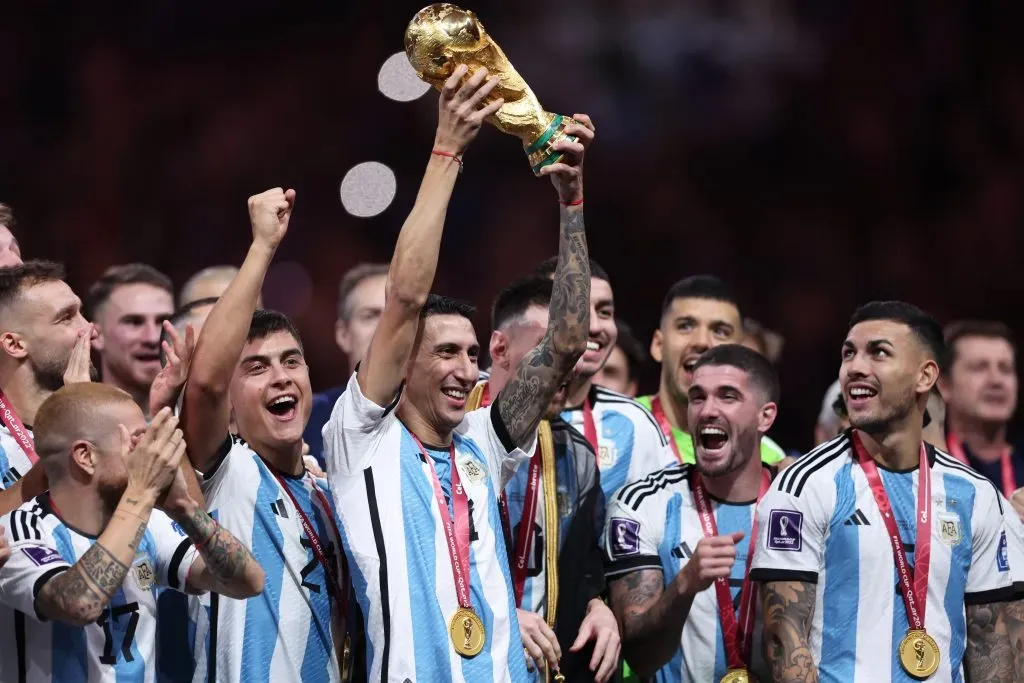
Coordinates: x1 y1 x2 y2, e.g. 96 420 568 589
182 187 348 683
324 66 593 682
533 259 673 503
86 264 176 418
939 321 1020 499
604 344 779 681
638 275 787 467
753 301 1015 682
0 204 23 268
0 261 94 514
469 275 620 683
0 383 263 682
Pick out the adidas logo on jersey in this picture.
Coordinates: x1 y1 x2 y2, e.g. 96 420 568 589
843 509 870 526
270 499 289 518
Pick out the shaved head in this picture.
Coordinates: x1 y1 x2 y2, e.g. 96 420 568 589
179 265 240 308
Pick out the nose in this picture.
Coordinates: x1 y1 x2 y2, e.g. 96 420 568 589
453 353 477 384
268 362 294 387
142 320 164 347
696 396 722 423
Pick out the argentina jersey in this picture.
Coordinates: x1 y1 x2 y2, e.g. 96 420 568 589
0 423 34 490
323 372 533 683
751 432 1015 683
604 464 769 683
0 494 199 683
190 436 342 683
503 419 601 622
561 385 675 503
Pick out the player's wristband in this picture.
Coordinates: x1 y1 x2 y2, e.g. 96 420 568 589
560 197 584 206
195 521 220 549
432 149 463 173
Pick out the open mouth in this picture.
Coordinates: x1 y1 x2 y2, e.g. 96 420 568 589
441 387 468 408
134 353 163 365
846 384 878 407
266 395 298 420
699 425 729 451
682 355 701 375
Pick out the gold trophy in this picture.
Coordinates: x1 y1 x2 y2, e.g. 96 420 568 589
404 4 577 175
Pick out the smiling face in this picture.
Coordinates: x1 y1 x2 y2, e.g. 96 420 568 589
687 363 775 478
405 314 480 436
943 335 1017 426
229 330 312 453
93 283 175 392
574 277 616 378
652 297 742 403
840 320 938 435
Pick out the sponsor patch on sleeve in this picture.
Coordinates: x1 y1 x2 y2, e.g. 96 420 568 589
22 546 64 567
609 518 641 557
767 510 804 552
998 530 1010 572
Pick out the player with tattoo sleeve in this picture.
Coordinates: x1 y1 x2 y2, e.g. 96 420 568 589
752 302 1016 683
605 344 780 681
0 383 263 683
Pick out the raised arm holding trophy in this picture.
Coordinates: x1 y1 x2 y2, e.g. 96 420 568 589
405 3 578 175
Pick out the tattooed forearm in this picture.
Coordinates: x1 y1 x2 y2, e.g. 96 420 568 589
762 581 819 683
38 541 132 625
498 205 591 447
608 569 692 677
176 505 263 597
965 602 1015 683
1004 599 1024 678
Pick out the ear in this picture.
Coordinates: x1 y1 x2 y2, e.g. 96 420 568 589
334 318 351 354
69 440 99 477
489 330 511 370
0 331 27 361
917 358 940 396
626 378 639 398
650 329 663 364
758 401 779 434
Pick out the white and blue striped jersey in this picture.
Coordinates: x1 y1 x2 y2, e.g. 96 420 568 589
323 372 533 683
604 463 770 683
561 385 675 503
0 494 200 683
750 432 1015 683
0 423 34 490
190 436 343 683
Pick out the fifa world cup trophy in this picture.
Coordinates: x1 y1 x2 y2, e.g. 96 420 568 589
405 4 577 175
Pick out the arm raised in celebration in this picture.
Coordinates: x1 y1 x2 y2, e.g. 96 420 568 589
496 115 595 448
358 66 502 408
761 581 819 683
182 188 293 472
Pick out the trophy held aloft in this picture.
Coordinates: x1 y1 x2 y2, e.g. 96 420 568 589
405 4 577 175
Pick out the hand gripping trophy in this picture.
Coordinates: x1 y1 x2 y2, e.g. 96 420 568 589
405 4 578 175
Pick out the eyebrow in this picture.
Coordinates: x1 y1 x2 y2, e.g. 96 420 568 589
53 303 78 321
595 297 614 308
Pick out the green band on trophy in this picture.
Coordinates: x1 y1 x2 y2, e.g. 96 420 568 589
526 115 564 155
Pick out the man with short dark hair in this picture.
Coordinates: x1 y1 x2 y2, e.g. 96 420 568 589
939 320 1020 499
87 263 175 417
754 301 1015 681
639 275 785 466
606 344 780 681
303 262 388 462
0 203 22 268
594 318 644 397
0 261 94 514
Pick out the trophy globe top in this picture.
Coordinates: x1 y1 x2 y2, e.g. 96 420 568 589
404 4 488 83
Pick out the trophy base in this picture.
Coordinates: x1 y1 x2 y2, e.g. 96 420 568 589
525 114 578 176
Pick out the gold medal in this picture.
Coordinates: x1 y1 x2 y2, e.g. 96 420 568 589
449 607 486 658
720 668 751 683
898 630 940 679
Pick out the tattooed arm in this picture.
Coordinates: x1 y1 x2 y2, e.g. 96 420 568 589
1004 599 1024 678
761 581 819 683
497 116 596 447
964 601 1015 683
607 569 693 677
174 501 264 599
36 496 154 626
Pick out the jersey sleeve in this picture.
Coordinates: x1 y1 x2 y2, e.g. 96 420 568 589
199 436 246 503
749 475 829 584
999 495 1024 598
964 487 1015 603
147 510 200 594
630 419 677 485
603 485 664 578
459 402 534 489
0 511 71 620
322 371 402 476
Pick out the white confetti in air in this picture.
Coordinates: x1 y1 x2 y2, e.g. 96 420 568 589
378 51 431 102
339 162 397 218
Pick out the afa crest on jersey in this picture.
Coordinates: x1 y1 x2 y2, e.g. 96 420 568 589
938 516 961 547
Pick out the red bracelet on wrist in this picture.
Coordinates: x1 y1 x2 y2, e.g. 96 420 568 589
560 197 584 206
432 149 463 173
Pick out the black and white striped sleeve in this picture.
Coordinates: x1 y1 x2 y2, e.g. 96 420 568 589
0 510 70 620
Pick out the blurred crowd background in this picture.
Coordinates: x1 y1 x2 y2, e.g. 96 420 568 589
3 0 1023 451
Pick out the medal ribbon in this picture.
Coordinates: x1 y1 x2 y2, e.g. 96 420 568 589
414 436 474 611
690 469 771 670
510 452 542 607
852 431 931 631
582 398 599 461
650 395 683 463
0 390 38 464
946 431 1015 499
